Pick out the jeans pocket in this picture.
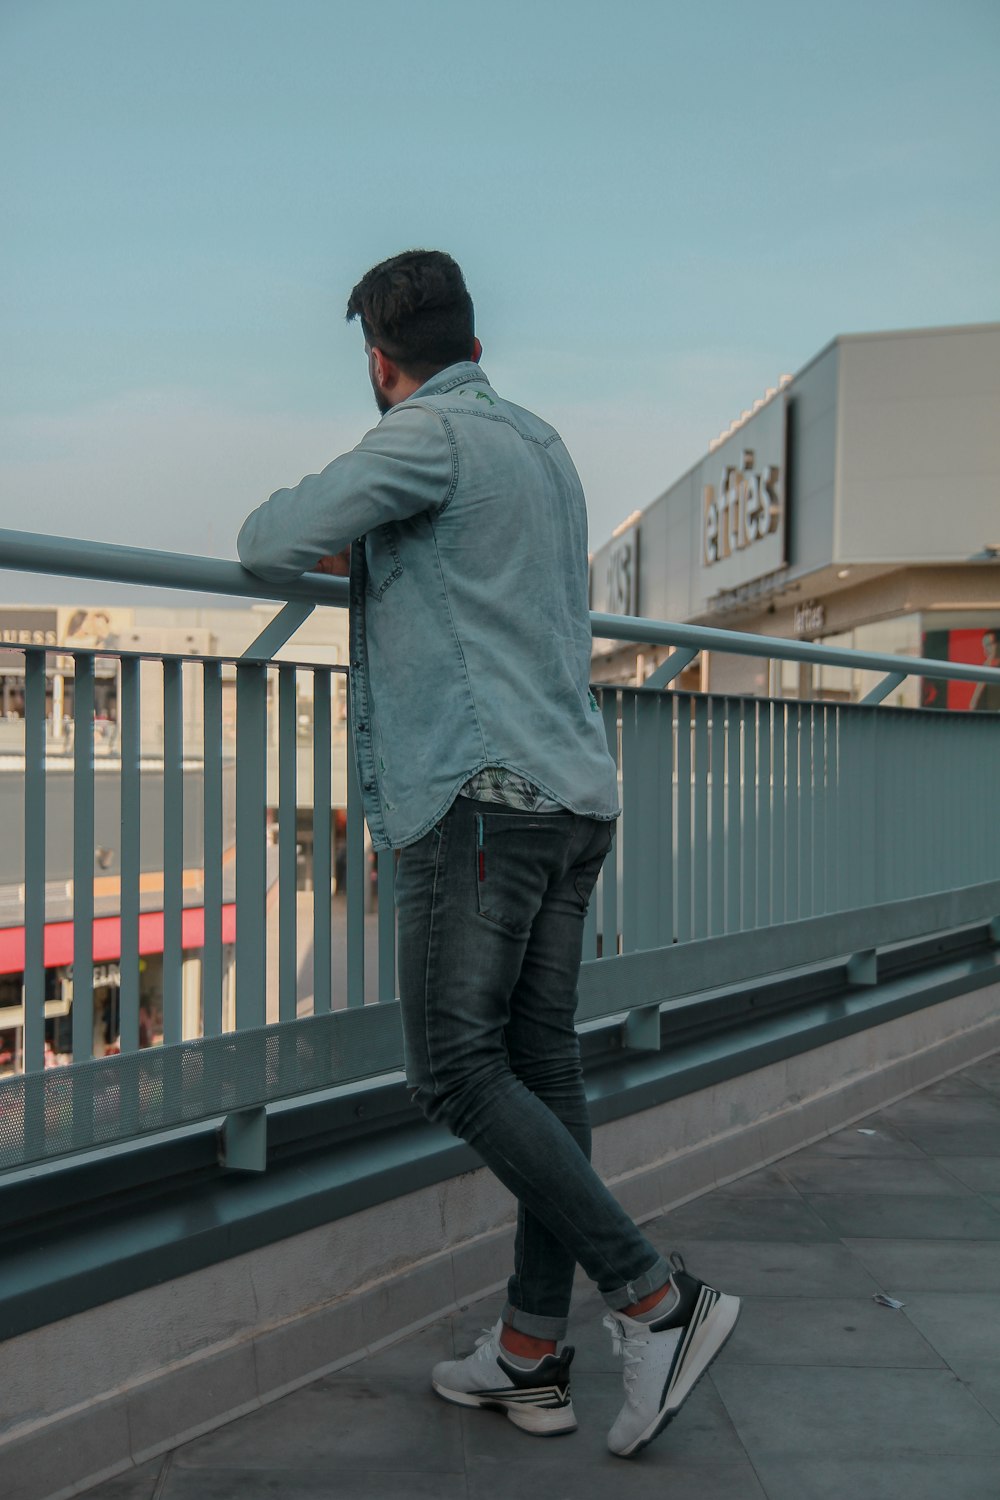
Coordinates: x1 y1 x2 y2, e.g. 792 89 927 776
474 811 564 939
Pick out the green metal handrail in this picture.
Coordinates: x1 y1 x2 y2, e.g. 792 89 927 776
2 525 999 691
0 525 998 1169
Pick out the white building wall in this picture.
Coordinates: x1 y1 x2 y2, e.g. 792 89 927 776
836 324 1000 565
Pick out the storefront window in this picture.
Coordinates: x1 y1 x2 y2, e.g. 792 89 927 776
786 615 923 707
920 612 1000 712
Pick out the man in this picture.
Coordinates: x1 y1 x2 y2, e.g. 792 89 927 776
238 250 739 1457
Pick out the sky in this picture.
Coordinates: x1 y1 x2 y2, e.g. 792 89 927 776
1 0 998 604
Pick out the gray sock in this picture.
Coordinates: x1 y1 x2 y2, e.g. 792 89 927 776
633 1282 679 1323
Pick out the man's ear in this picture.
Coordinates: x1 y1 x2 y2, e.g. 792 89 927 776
472 336 483 362
371 346 397 392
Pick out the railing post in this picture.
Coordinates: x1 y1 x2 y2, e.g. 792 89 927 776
235 662 267 1030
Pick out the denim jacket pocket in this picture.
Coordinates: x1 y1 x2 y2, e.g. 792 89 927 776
365 525 403 601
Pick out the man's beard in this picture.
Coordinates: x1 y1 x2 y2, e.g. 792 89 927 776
370 371 391 415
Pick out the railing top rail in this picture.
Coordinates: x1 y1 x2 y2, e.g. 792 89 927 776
11 641 350 674
0 527 348 608
2 525 999 690
591 611 1000 689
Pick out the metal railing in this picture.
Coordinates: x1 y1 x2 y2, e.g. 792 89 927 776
1 526 998 1172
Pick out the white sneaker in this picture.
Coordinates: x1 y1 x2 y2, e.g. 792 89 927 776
604 1254 741 1457
431 1320 577 1436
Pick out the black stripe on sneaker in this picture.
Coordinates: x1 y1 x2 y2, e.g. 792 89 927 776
477 1384 571 1408
662 1285 719 1404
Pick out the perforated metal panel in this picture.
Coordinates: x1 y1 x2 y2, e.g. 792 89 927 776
0 1002 405 1172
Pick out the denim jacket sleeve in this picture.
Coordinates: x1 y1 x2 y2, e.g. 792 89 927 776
237 404 455 583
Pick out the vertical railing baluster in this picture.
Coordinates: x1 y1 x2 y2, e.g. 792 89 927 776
23 649 46 1079
786 706 800 921
692 697 709 940
345 678 365 1007
815 705 833 912
742 699 757 931
235 662 267 1029
709 697 725 937
72 654 95 1064
70 653 96 1152
675 695 692 944
620 691 638 954
860 708 878 906
799 704 813 918
635 693 659 952
901 710 915 899
657 692 674 948
755 700 770 928
119 658 141 1059
724 699 739 934
772 704 786 924
277 665 298 1022
202 659 224 1036
842 708 858 913
600 690 620 957
313 669 332 1012
162 660 183 1044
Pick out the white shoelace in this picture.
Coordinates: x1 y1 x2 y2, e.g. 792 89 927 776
473 1325 500 1359
604 1314 648 1406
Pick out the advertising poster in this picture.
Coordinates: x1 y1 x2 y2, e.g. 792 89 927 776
921 627 1000 711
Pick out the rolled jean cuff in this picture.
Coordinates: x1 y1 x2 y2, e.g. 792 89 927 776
602 1255 672 1312
502 1302 569 1342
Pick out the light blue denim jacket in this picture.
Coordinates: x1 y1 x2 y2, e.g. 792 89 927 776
237 362 619 850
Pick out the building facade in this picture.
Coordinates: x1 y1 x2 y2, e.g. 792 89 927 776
589 323 1000 707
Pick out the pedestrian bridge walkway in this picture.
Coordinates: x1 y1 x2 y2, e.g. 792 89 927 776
80 1054 1000 1500
1 527 999 1500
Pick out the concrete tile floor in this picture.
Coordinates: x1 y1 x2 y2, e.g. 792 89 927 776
83 1058 1000 1500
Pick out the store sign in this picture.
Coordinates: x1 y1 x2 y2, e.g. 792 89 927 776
794 601 826 637
697 396 787 603
0 610 58 668
602 525 640 616
704 452 781 565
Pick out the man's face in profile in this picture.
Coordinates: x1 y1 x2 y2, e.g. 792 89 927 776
984 632 999 664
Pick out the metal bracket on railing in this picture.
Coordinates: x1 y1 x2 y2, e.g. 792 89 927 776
861 671 907 706
241 601 315 661
623 1004 662 1051
645 647 700 690
847 950 878 986
219 1106 268 1172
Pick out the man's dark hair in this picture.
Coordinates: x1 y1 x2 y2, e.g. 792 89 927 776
346 250 475 380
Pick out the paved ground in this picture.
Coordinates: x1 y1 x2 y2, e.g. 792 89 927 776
84 1053 1000 1499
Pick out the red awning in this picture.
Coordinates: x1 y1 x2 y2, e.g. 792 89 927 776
0 906 237 974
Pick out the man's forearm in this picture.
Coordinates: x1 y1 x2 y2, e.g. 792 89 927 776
237 405 454 583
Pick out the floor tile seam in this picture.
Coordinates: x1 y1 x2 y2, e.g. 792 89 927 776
790 1190 979 1205
704 1368 759 1474
134 1301 475 1480
149 1452 172 1500
803 1194 1000 1237
926 1156 1000 1203
713 1291 944 1304
738 1442 773 1500
953 1074 999 1098
722 1362 950 1374
168 1464 472 1475
957 1381 1000 1433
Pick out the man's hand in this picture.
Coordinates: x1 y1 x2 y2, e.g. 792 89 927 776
313 546 351 577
